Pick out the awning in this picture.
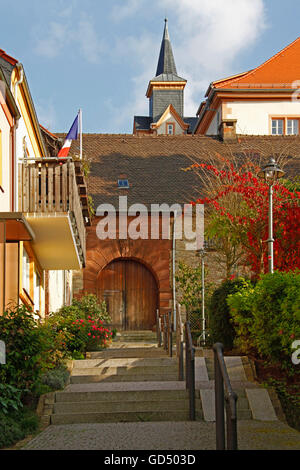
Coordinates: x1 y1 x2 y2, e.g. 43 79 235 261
0 212 35 241
24 212 82 270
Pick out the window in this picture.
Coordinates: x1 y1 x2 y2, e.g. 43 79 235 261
22 248 30 294
271 117 300 135
167 124 174 135
287 119 299 135
118 179 129 188
272 119 284 135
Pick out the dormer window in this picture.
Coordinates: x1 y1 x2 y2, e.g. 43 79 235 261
167 123 174 135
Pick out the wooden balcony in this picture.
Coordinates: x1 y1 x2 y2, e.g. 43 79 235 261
18 160 86 269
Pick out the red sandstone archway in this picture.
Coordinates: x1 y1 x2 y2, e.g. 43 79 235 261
97 259 158 331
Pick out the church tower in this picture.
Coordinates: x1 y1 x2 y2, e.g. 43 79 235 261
133 19 197 135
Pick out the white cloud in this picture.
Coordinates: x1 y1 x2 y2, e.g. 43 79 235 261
104 33 157 132
109 0 267 129
35 99 57 131
77 14 105 64
161 0 267 114
110 0 142 22
35 22 70 59
34 9 104 64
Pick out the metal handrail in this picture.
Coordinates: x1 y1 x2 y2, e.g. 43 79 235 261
156 312 167 351
163 314 168 352
156 311 174 358
185 321 196 421
168 311 173 357
176 303 184 381
156 309 162 348
213 343 238 450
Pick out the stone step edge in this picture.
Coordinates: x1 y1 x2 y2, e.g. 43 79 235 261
53 390 200 404
70 377 180 384
71 368 178 376
50 410 204 425
53 399 202 413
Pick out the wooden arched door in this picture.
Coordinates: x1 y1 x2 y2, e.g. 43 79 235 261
97 259 158 331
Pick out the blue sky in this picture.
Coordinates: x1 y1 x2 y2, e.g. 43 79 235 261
1 0 300 134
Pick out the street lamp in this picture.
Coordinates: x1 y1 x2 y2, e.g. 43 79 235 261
197 247 206 345
257 157 285 273
196 238 216 345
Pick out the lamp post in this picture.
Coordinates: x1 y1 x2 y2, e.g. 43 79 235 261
196 239 216 345
197 247 206 344
258 157 285 273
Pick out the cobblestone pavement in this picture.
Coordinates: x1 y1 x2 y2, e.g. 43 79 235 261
23 420 300 451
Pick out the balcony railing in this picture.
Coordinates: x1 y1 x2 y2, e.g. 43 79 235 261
18 160 86 265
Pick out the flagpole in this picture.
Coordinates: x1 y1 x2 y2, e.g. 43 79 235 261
79 109 83 160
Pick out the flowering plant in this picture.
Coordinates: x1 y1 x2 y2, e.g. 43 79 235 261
71 316 113 351
46 294 114 357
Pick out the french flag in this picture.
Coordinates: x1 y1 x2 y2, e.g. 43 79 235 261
58 113 79 158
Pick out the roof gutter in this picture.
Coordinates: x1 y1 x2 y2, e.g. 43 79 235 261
14 63 48 158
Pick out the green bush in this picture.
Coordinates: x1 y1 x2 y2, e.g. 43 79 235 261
208 279 251 350
0 384 23 415
0 305 54 392
53 294 111 324
40 364 70 391
227 271 300 371
0 407 39 449
45 294 113 357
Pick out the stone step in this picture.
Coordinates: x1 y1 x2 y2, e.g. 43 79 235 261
51 409 204 425
73 357 177 368
114 331 157 339
53 398 202 414
55 389 193 403
113 338 157 343
116 330 156 335
55 388 249 408
71 365 178 376
70 373 178 384
88 348 167 359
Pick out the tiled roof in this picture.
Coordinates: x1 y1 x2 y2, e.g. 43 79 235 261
213 37 300 89
60 134 300 210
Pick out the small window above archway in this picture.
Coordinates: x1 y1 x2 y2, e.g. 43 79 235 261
118 179 129 188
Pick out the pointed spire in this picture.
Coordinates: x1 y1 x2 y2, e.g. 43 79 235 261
156 18 177 76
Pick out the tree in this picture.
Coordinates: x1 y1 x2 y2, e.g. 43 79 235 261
187 159 300 276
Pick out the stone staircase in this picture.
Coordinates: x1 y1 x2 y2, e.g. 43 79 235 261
46 331 281 426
